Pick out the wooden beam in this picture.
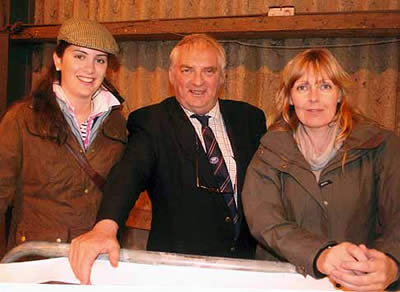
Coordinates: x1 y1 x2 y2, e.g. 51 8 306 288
0 0 9 115
0 32 8 115
0 0 10 258
6 0 34 106
8 11 400 42
0 0 10 26
396 56 400 136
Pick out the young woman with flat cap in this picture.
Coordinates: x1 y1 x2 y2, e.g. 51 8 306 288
0 18 126 251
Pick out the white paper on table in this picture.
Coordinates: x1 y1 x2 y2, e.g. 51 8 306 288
0 257 339 291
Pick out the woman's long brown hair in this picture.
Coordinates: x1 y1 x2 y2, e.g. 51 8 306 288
28 41 122 145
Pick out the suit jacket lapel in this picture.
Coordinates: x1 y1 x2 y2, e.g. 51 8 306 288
165 97 196 158
165 97 217 188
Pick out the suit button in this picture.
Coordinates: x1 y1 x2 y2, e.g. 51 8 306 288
84 188 89 194
56 238 62 243
230 247 236 252
225 216 231 223
20 235 26 242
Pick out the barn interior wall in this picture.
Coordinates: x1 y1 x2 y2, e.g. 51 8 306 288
31 0 400 131
27 0 400 248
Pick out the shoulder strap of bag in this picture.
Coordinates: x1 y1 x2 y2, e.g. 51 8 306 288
64 142 106 190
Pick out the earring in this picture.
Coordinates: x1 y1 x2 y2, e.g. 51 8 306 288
328 120 337 128
56 67 60 71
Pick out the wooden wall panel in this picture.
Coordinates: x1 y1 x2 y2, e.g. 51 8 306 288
0 0 9 258
28 0 400 236
396 57 400 136
0 0 9 115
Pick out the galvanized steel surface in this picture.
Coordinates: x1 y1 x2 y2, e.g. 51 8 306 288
1 241 296 274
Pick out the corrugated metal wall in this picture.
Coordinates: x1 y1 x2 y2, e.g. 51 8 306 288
29 1 400 238
31 0 400 133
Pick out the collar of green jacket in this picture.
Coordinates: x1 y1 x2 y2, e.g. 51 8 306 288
259 121 387 172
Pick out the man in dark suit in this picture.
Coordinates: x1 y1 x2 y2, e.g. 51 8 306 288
69 33 266 284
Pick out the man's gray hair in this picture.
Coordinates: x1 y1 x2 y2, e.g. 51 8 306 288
169 34 226 73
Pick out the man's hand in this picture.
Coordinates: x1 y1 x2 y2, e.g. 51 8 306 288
330 244 399 291
68 219 120 284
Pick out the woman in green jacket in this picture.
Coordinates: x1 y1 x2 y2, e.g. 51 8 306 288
243 48 400 291
0 18 126 251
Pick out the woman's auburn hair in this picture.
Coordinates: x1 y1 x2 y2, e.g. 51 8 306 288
270 48 359 146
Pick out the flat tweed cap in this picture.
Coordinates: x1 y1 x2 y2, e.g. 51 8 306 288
57 18 119 55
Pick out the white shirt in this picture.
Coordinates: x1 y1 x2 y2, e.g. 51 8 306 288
182 102 238 205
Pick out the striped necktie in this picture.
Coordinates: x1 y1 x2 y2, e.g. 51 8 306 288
192 114 240 240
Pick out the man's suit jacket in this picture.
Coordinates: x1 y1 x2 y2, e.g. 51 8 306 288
98 97 266 259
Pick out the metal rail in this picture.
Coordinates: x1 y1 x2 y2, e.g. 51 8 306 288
0 241 296 274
